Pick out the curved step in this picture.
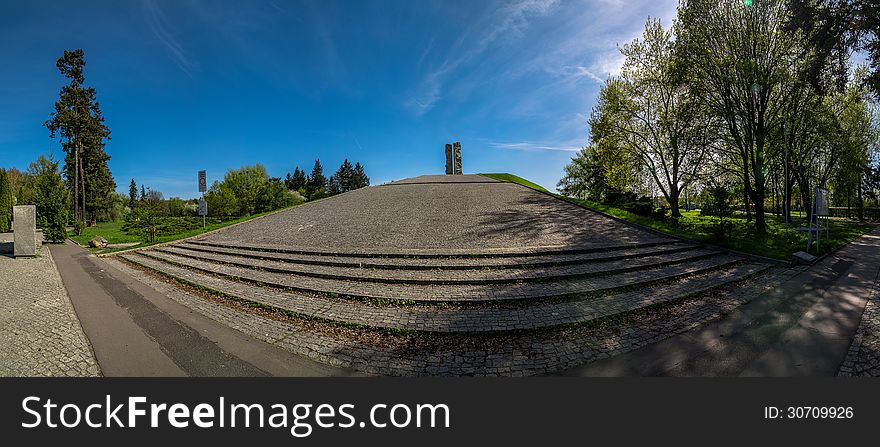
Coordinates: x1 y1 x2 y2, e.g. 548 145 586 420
172 241 699 270
155 245 722 285
119 252 769 332
130 249 745 303
186 238 679 259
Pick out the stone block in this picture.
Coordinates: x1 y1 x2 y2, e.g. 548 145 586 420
453 141 462 175
13 205 36 257
792 251 817 265
445 144 453 175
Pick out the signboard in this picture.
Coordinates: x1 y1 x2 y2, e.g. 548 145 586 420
198 170 207 193
815 187 829 216
198 198 207 217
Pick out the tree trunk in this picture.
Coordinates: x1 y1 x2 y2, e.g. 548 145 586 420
79 159 86 226
74 142 79 223
858 177 864 221
669 192 680 218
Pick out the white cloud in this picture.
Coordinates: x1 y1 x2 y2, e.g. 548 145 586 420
489 140 582 152
142 0 197 78
406 0 559 115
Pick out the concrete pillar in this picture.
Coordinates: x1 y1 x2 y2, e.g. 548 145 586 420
453 142 462 175
445 144 454 175
13 205 36 257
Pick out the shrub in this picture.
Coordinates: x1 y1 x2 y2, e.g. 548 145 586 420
30 156 69 242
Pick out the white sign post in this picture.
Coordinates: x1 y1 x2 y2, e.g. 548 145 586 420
198 171 207 228
806 187 830 253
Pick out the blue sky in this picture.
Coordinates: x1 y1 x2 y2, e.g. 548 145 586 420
0 0 677 198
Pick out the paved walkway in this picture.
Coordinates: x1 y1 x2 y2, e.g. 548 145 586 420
50 242 356 377
563 228 880 376
0 245 100 377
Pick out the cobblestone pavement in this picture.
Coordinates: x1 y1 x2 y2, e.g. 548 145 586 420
0 247 100 377
122 252 766 332
128 250 744 302
177 240 693 269
106 257 796 376
202 175 668 251
156 245 720 284
838 271 880 377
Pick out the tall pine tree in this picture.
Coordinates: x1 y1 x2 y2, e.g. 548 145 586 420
0 169 12 233
128 178 137 209
351 162 370 190
307 159 327 200
44 49 115 227
330 159 355 195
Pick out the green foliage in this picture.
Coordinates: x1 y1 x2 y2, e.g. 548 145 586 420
205 181 238 218
594 17 713 218
568 196 870 260
307 159 327 200
167 197 190 217
701 181 736 242
555 146 614 200
30 155 69 242
123 191 164 243
256 178 299 213
328 159 355 195
128 179 137 209
481 173 549 193
285 167 307 191
223 164 268 216
352 162 370 189
0 169 12 232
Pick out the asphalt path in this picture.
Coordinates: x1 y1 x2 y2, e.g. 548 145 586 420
562 228 880 376
51 241 354 377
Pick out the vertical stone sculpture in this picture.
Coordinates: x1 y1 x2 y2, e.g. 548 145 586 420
445 143 454 175
13 205 36 258
453 141 462 175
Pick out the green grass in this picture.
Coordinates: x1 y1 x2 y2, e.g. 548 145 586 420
69 207 296 254
480 173 550 193
564 197 872 260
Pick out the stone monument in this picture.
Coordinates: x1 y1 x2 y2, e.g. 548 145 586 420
445 143 454 175
13 205 36 257
453 141 462 175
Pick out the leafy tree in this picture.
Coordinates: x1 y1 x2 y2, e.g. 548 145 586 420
594 18 714 217
44 49 115 227
307 159 327 200
701 179 735 242
678 0 806 232
97 192 128 222
0 169 12 232
256 178 298 213
124 189 165 243
786 0 880 95
351 162 370 189
29 155 69 242
5 168 35 207
557 146 609 200
167 197 189 217
128 178 138 209
223 164 268 215
205 181 238 218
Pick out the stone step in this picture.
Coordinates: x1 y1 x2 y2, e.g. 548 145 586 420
128 249 745 303
156 245 721 285
185 238 679 259
119 252 769 332
172 241 699 270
